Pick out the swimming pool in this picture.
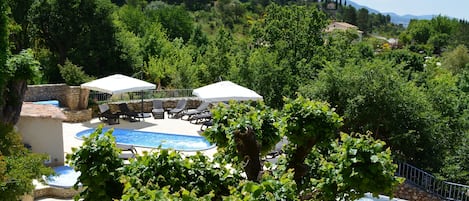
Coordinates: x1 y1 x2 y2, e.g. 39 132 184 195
76 128 215 151
44 166 81 189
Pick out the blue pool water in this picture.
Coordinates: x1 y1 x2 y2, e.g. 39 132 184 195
44 166 81 188
76 128 215 151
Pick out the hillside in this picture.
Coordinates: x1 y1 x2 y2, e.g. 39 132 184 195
348 1 434 26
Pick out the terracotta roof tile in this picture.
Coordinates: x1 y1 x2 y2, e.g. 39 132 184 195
21 102 67 120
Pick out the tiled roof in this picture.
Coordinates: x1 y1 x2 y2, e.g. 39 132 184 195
326 21 362 33
21 102 67 120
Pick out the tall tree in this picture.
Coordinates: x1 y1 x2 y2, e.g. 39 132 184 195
28 0 129 80
251 4 328 107
6 0 35 53
356 8 369 33
299 59 443 170
342 5 356 25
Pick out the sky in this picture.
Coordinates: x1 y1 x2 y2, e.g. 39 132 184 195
350 0 469 20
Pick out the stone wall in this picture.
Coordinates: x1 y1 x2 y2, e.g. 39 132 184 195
394 183 442 201
103 98 202 116
24 84 68 104
62 108 93 123
25 84 89 110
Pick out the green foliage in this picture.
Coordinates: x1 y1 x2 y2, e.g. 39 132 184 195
415 61 469 183
121 149 239 200
204 102 280 163
147 4 194 42
309 133 402 201
282 96 343 186
378 48 425 79
249 4 328 107
0 0 9 91
441 45 469 74
299 59 441 169
67 126 124 200
58 60 93 86
6 49 42 84
28 0 130 81
224 169 298 201
439 132 469 184
282 96 343 147
0 123 52 200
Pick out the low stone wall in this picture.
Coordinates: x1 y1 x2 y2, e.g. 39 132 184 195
103 98 202 115
394 183 442 201
62 108 93 123
24 84 68 104
25 84 89 110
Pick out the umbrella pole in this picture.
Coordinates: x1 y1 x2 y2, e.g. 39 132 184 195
141 90 144 121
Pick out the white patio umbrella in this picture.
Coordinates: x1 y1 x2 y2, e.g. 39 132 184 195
81 74 155 94
192 81 263 103
81 74 156 118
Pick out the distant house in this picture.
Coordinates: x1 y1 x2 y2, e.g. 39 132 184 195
17 103 67 167
325 21 363 40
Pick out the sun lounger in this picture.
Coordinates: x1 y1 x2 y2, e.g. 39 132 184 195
190 112 212 124
181 102 210 120
116 144 137 160
168 99 187 118
118 103 140 122
200 119 213 131
98 104 120 125
151 100 165 119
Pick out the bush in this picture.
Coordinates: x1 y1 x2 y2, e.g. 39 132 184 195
67 126 124 200
121 149 240 200
0 123 52 200
58 59 93 86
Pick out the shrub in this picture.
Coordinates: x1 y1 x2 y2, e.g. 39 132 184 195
58 59 93 86
67 126 124 200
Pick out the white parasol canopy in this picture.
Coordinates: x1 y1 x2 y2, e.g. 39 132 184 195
81 74 156 94
192 81 263 102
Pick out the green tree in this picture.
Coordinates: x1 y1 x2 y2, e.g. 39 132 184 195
201 28 233 83
29 0 130 80
281 96 343 186
341 5 357 25
0 4 52 199
299 59 442 170
251 4 328 107
1 49 41 124
58 60 94 86
403 19 432 44
6 0 35 53
441 44 469 74
203 101 281 181
67 126 124 200
356 8 369 33
121 149 239 200
307 133 402 200
147 4 194 42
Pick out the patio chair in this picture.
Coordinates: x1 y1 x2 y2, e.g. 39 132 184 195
200 119 213 131
98 104 120 125
168 99 187 118
118 103 139 122
181 102 210 120
116 144 137 160
190 111 212 124
151 100 165 119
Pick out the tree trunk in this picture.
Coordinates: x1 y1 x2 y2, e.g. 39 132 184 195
0 79 28 125
288 138 317 185
234 127 262 182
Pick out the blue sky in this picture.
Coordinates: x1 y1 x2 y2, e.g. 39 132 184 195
350 0 469 20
